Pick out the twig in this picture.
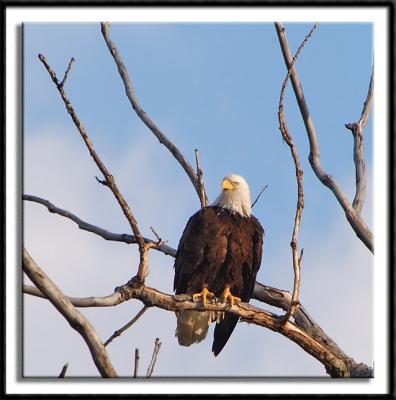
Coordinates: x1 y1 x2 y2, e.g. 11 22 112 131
22 248 118 377
58 363 69 378
195 149 207 208
38 53 159 281
59 57 75 88
100 22 207 206
344 67 373 215
146 338 162 378
23 194 176 257
251 184 268 208
277 23 317 323
134 348 139 378
104 306 149 347
149 226 161 242
274 22 373 253
95 176 108 187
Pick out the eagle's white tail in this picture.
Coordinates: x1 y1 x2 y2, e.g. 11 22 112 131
175 310 213 346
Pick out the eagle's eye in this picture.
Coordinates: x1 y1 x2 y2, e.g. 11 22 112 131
232 181 240 186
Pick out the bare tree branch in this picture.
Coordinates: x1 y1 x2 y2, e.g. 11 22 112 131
146 338 161 378
100 22 207 206
59 57 75 88
58 363 68 378
277 23 318 322
134 348 139 378
23 194 176 257
22 248 118 377
345 67 373 215
38 54 163 282
104 306 149 347
23 277 372 378
274 22 373 253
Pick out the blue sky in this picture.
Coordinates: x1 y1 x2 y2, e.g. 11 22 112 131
23 22 373 378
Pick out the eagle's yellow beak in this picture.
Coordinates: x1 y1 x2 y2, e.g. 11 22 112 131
221 179 234 191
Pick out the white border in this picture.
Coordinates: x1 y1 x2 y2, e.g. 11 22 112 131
6 6 389 396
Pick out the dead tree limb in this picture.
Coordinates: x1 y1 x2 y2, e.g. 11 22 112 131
345 67 374 215
277 23 318 322
23 194 176 257
23 277 372 378
38 54 163 282
104 306 149 347
22 249 118 378
100 22 208 206
274 22 373 253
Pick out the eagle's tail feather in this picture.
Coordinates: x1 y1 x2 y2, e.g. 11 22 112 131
175 310 213 346
212 314 239 356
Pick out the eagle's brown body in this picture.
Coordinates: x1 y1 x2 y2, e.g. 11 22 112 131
173 206 264 356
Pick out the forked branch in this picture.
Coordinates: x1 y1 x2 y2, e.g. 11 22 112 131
274 23 373 253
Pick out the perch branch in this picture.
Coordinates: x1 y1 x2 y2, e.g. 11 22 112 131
24 278 372 378
100 22 207 206
22 248 118 377
274 22 373 253
277 23 317 322
345 67 373 215
104 306 149 347
146 338 162 378
38 53 163 281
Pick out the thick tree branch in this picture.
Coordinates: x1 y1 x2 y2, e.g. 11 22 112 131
100 22 207 206
274 22 373 253
277 24 317 321
345 67 373 215
24 278 372 378
22 249 118 377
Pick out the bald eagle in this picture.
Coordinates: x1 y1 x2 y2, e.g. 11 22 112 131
174 174 264 356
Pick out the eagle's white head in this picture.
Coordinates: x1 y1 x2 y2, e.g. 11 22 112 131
212 174 252 217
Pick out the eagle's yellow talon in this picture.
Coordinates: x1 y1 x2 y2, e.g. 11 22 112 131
192 287 215 306
221 287 241 306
